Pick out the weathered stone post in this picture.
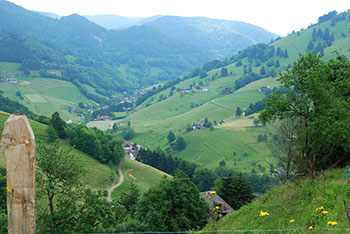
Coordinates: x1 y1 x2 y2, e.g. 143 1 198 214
0 114 36 234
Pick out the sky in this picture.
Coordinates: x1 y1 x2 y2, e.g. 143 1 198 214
8 0 350 36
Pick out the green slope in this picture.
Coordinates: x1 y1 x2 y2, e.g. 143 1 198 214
0 66 92 121
204 168 350 232
0 111 171 195
111 158 172 201
0 111 118 191
108 11 350 172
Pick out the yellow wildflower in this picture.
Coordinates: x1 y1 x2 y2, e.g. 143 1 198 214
215 206 220 210
6 187 11 193
290 219 295 223
259 211 269 216
322 211 328 214
309 226 313 230
316 206 324 211
328 221 338 226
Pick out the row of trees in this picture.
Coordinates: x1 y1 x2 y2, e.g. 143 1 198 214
49 112 124 164
137 148 197 178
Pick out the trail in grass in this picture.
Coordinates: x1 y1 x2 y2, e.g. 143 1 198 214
211 100 234 110
107 160 124 202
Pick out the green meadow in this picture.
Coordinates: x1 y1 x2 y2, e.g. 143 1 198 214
0 68 92 121
111 158 172 201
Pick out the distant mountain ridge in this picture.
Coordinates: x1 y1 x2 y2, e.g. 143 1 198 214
0 0 277 90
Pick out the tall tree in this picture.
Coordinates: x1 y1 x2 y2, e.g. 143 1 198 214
174 136 187 151
119 181 140 216
218 173 254 210
167 131 176 143
50 112 66 139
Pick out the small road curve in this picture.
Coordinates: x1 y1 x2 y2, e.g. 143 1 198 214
211 100 235 111
107 160 124 202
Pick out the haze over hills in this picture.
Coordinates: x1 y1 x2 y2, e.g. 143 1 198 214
0 0 277 92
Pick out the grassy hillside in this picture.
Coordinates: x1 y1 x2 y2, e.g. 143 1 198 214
0 111 171 196
204 168 350 233
0 111 118 191
103 11 350 172
111 157 172 200
0 64 92 121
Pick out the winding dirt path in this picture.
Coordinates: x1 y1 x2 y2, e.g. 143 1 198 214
107 160 124 202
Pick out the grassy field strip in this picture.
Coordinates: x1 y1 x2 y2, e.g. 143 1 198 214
111 158 172 201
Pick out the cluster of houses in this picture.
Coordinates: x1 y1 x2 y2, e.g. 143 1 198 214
123 141 142 160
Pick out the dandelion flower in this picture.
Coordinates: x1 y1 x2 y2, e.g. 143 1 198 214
290 219 295 223
322 211 328 214
309 226 313 230
328 221 338 226
259 211 269 216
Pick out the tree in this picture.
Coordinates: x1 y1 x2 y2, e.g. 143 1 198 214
259 52 350 178
36 143 125 233
50 112 66 138
235 106 242 117
167 131 176 143
193 168 217 192
219 160 226 167
112 122 118 131
46 125 58 143
119 181 140 216
312 28 317 41
174 136 187 151
275 60 280 68
260 66 266 76
24 67 30 77
218 173 254 210
134 171 209 232
267 118 298 180
220 67 228 77
307 40 314 51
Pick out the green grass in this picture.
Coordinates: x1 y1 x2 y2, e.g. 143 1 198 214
0 76 92 121
0 62 21 72
204 168 350 233
111 158 172 201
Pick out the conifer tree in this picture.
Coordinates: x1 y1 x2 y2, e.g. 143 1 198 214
218 173 254 210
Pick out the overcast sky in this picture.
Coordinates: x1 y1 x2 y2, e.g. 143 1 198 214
8 0 350 36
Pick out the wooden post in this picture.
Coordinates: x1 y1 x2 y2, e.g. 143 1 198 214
0 114 36 234
344 200 350 223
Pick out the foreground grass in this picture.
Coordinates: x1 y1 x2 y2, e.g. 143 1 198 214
204 168 350 233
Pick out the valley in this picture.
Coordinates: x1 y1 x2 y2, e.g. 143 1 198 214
1 1 350 232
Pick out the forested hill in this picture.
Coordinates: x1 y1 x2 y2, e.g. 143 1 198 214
0 0 277 90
